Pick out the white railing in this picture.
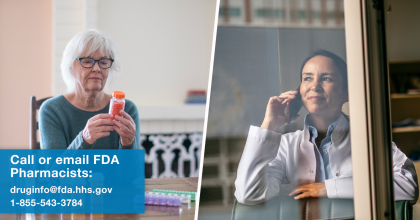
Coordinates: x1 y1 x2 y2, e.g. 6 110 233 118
139 105 205 178
141 133 202 178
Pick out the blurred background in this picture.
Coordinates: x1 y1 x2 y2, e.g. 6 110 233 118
0 0 217 179
198 0 420 219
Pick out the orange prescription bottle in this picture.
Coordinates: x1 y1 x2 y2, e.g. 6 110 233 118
109 91 125 119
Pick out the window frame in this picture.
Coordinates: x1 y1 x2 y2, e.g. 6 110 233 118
345 0 395 219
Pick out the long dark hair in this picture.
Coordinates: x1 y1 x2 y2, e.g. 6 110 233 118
299 50 348 92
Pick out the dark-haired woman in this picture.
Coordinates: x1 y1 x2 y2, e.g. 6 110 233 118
234 50 418 205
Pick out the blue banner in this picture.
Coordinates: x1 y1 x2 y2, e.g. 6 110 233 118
0 149 145 213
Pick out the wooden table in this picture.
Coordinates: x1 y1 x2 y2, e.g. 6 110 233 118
0 177 198 220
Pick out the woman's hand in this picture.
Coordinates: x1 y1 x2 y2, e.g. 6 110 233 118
82 114 115 145
260 91 300 131
289 183 327 199
113 111 136 147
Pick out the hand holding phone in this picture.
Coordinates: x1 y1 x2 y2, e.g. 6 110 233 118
261 87 302 131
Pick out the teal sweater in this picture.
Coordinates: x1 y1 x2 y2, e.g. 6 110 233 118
39 95 140 150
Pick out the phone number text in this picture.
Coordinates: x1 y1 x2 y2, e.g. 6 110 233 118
11 199 82 207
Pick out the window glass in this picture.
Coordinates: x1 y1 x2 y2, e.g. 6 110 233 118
199 0 356 219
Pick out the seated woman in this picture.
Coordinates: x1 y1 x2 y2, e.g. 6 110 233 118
40 29 140 150
234 50 418 205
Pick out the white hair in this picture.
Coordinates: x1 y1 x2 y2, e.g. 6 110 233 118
61 29 121 93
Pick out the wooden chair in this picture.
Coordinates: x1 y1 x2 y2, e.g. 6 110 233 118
30 96 52 149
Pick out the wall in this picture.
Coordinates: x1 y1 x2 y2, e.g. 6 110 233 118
0 0 53 149
386 0 420 61
98 0 215 106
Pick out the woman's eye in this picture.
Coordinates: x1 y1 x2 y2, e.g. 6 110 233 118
323 77 332 81
304 77 311 81
82 59 94 64
100 60 109 65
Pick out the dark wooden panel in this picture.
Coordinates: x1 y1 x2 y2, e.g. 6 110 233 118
389 61 420 75
390 98 420 122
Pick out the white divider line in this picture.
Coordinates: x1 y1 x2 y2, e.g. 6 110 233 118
195 1 220 220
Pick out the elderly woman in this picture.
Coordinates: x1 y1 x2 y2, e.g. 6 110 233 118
235 50 418 205
40 29 140 150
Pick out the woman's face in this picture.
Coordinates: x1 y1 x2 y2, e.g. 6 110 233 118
300 55 348 117
72 49 109 95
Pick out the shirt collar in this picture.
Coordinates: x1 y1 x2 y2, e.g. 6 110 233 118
304 113 342 139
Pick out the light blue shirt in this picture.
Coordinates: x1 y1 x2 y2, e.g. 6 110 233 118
304 113 342 182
